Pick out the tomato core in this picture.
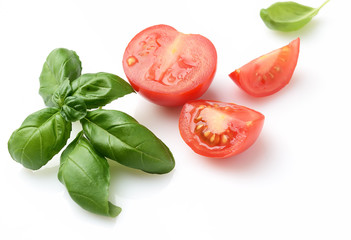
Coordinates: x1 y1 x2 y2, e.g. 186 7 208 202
192 104 243 148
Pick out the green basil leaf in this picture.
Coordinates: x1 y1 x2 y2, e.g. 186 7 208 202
8 108 72 170
51 78 73 108
260 0 330 32
39 48 82 107
60 96 87 122
80 109 175 174
71 72 135 109
58 132 121 217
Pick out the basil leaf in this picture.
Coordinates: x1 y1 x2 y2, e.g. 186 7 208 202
39 48 82 107
80 109 175 174
60 96 87 122
58 132 121 217
8 108 72 170
51 78 73 108
71 72 135 109
260 0 330 32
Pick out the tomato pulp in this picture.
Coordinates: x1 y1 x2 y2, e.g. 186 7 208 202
229 38 300 97
123 25 217 106
179 100 264 158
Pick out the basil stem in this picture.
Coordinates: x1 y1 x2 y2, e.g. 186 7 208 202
80 109 175 174
58 132 121 217
60 96 87 122
71 72 135 109
8 108 72 170
51 78 73 108
260 0 330 32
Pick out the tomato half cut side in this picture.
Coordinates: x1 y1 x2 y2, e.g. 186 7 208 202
229 37 300 97
123 24 217 106
179 100 265 158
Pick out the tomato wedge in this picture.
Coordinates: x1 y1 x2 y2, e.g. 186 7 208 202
229 38 300 97
123 24 217 106
179 100 264 158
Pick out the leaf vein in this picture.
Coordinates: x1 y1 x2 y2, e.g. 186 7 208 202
67 155 94 183
82 116 170 164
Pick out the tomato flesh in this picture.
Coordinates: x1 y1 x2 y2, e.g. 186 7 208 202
229 38 300 97
123 25 217 106
179 100 265 158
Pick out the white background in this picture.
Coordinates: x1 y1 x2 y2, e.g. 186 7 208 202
1 0 350 239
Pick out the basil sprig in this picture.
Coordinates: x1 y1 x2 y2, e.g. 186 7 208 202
8 48 175 218
260 0 330 32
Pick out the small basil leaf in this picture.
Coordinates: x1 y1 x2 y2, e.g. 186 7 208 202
39 48 82 107
51 78 73 108
71 72 135 109
8 108 72 170
260 0 330 32
80 109 175 174
60 96 87 122
58 132 121 217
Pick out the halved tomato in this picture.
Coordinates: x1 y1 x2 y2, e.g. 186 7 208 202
123 24 217 106
179 100 264 158
229 38 300 97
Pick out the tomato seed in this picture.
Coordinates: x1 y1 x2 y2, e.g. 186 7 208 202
127 56 138 66
268 72 274 79
203 131 211 138
221 134 229 144
194 116 202 123
195 124 205 132
210 134 220 145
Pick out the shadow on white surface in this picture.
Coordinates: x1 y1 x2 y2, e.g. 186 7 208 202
133 98 182 127
271 18 326 40
18 160 60 190
200 134 269 173
108 160 175 200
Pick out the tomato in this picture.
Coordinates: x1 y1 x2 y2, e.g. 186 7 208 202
179 100 264 158
122 24 217 106
229 37 300 97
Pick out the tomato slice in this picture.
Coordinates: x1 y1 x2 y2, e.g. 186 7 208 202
123 25 217 106
179 100 264 158
229 38 300 97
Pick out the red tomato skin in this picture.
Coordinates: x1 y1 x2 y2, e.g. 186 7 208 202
229 38 300 97
179 100 265 158
123 25 217 106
